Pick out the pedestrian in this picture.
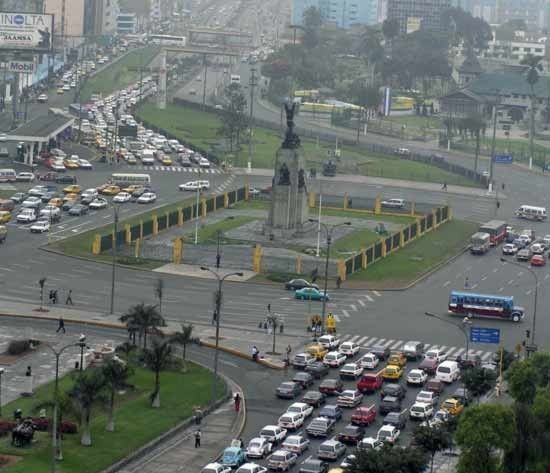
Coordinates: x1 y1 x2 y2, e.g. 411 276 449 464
267 303 271 313
56 317 66 334
442 182 447 190
347 197 352 208
49 290 54 304
464 277 470 289
336 276 342 289
194 429 201 448
252 345 259 362
234 393 241 412
211 310 217 326
286 344 292 360
52 290 58 305
65 289 73 305
239 438 244 449
502 182 505 190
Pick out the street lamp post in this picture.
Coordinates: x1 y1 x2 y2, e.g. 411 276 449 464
47 335 87 472
425 312 472 361
309 219 351 335
0 367 4 417
501 257 538 353
110 203 121 315
200 267 243 403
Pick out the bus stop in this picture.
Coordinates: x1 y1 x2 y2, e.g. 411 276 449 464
5 109 74 167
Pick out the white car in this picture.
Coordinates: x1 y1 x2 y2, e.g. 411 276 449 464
246 437 272 459
318 335 340 350
358 437 384 452
113 192 132 203
381 198 405 209
416 390 439 406
406 369 428 386
16 172 35 182
37 94 48 103
16 208 37 223
51 161 66 172
28 185 48 196
235 464 267 473
89 198 108 210
281 434 309 454
82 188 98 199
502 243 518 255
409 402 434 420
425 348 447 363
377 424 400 444
336 389 364 407
518 234 532 245
179 180 210 191
359 353 379 370
339 341 360 357
22 196 42 208
137 192 157 204
286 402 313 419
30 220 50 233
278 412 304 430
198 157 211 168
323 351 346 368
201 462 231 473
78 158 93 169
339 363 363 379
259 425 287 445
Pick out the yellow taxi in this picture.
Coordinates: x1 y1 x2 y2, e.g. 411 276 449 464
0 211 11 223
48 198 64 208
441 398 464 416
123 185 141 194
62 193 79 203
63 184 81 194
160 155 172 166
63 159 79 169
382 364 403 380
388 351 407 367
101 185 121 195
328 469 344 473
306 343 328 361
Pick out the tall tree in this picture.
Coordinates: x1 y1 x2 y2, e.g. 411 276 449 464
171 323 194 363
382 18 400 47
359 27 384 84
462 114 486 172
154 278 164 315
503 402 540 473
217 83 248 153
69 368 107 446
413 425 452 473
120 303 165 349
102 358 133 432
144 339 173 408
461 366 497 400
346 445 427 473
455 404 515 473
302 7 322 50
521 54 543 169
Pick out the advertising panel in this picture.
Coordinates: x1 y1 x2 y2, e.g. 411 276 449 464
0 12 54 52
7 59 35 73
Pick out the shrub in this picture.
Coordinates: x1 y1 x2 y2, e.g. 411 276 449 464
7 340 30 355
59 421 78 434
0 420 17 436
31 417 50 431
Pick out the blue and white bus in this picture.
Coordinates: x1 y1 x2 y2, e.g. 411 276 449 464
448 291 524 323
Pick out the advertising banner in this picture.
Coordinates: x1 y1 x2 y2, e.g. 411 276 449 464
7 59 35 73
0 12 54 52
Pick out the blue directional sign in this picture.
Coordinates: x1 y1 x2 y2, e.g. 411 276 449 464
470 327 501 344
494 154 513 164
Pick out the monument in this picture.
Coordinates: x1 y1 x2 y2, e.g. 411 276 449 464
264 102 310 238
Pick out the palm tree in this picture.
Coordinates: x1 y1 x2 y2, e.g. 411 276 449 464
154 279 164 315
520 54 543 169
69 368 107 446
171 324 193 371
102 358 133 432
120 303 166 349
144 339 173 408
463 114 486 172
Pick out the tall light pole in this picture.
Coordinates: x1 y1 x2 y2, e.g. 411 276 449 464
194 168 202 245
501 257 538 355
47 335 87 472
200 267 243 403
0 367 4 417
425 312 472 361
309 219 351 335
110 203 121 315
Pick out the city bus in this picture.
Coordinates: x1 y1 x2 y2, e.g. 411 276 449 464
111 173 151 187
469 232 490 254
149 34 186 46
448 291 524 323
0 169 16 183
478 220 507 246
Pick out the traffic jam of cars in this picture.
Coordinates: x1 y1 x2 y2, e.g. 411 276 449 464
201 336 495 473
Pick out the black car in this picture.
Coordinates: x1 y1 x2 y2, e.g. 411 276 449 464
383 411 407 429
365 346 391 360
81 195 95 205
299 458 329 473
68 204 88 216
379 396 402 415
380 383 406 400
319 404 343 421
293 372 314 389
131 187 150 200
41 191 57 203
62 200 77 211
276 381 302 399
306 361 329 379
180 155 192 167
285 279 319 291
55 174 77 184
337 424 365 445
453 387 472 406
302 391 326 408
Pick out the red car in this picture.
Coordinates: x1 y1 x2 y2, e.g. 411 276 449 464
319 378 343 395
37 171 58 182
357 373 383 393
350 405 377 426
531 254 546 267
418 357 438 375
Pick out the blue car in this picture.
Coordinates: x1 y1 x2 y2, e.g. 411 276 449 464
221 446 246 468
319 404 343 421
295 287 330 301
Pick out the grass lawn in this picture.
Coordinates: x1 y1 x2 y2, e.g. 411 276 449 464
183 215 255 244
377 115 442 130
348 220 478 287
459 136 550 166
81 46 159 102
330 228 380 256
0 361 223 473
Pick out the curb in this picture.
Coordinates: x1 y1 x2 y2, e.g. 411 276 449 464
199 339 284 370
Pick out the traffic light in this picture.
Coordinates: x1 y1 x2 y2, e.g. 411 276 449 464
526 329 531 339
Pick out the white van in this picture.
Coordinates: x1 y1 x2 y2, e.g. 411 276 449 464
435 361 460 383
140 149 155 165
515 205 547 221
0 168 16 183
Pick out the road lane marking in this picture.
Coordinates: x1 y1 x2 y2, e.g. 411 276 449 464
365 295 374 302
376 338 386 346
508 280 514 285
445 347 457 357
498 287 504 292
333 313 341 322
471 284 478 289
526 290 532 295
545 274 549 280
518 272 524 276
481 352 493 360
0 267 14 272
382 339 394 348
493 268 499 272
356 336 369 345
443 281 451 287
350 304 357 311
358 299 366 307
390 340 402 350
364 337 378 346
481 276 487 281
342 310 350 318
453 348 465 357
372 291 381 297
348 334 359 342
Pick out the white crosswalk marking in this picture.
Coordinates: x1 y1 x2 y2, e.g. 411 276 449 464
376 338 386 346
372 291 381 297
445 347 458 357
390 340 403 350
481 351 493 360
356 336 369 345
333 313 341 322
382 339 395 348
358 299 366 307
350 304 357 311
342 310 350 318
365 295 374 302
364 337 378 347
452 348 465 357
348 335 360 342
439 346 448 353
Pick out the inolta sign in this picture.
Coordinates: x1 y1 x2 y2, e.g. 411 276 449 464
0 12 54 52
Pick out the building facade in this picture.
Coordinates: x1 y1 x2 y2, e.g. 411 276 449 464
387 0 451 34
292 0 378 28
117 13 137 34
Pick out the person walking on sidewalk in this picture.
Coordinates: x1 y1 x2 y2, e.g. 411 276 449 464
56 317 66 334
52 290 58 305
234 393 241 412
336 276 342 289
49 290 54 304
65 289 74 305
194 429 201 448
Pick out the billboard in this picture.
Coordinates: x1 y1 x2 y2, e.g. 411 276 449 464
406 17 422 34
0 12 54 52
7 59 35 73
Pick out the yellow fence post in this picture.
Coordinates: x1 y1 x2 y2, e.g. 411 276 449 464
125 224 131 244
201 198 207 217
308 191 315 208
374 195 381 214
134 238 140 258
416 218 422 237
296 255 302 274
432 209 438 230
173 238 183 264
224 192 229 208
343 193 348 210
448 206 453 221
338 260 346 281
400 230 405 248
92 234 101 255
252 244 263 272
410 201 416 216
381 238 387 258
361 249 367 269
178 208 183 226
152 215 158 235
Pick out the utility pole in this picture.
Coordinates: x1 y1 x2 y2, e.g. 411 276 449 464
489 90 500 193
248 67 257 172
202 53 208 108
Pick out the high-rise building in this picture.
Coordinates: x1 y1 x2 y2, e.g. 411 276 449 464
387 0 451 34
117 13 137 34
292 0 378 28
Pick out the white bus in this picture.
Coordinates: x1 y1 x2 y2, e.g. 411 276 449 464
111 173 151 187
149 34 186 46
0 169 16 183
515 205 547 221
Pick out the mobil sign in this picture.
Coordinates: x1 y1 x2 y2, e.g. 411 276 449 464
8 60 34 73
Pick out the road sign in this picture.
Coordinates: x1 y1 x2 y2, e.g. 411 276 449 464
470 327 500 344
525 344 538 353
494 154 513 164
